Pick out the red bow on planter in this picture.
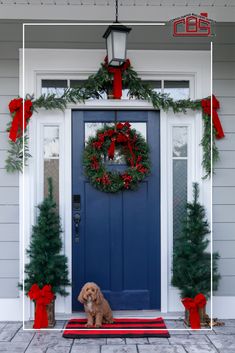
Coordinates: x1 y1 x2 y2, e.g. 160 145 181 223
8 98 33 142
182 293 207 329
201 95 224 139
105 57 131 99
28 284 54 329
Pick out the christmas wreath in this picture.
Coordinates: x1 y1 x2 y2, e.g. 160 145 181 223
84 122 150 193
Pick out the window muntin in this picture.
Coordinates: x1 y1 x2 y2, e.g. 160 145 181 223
41 79 190 100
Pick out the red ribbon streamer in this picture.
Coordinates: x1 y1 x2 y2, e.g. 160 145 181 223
201 95 224 139
8 98 33 142
28 284 54 329
105 57 131 99
182 293 207 329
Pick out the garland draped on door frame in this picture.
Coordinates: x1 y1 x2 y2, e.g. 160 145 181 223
5 58 224 178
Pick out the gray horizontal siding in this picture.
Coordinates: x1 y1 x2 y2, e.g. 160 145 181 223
0 169 19 187
0 114 10 132
0 187 19 205
0 279 19 298
213 169 235 186
213 80 235 97
215 277 235 296
0 206 19 223
213 62 235 79
0 242 19 260
219 116 235 133
213 187 235 204
213 223 235 241
0 132 9 150
0 260 19 278
0 59 19 78
0 224 19 241
213 24 235 297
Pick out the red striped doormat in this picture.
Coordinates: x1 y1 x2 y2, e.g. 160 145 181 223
63 317 170 338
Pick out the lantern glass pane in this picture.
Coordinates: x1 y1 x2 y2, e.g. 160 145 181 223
107 33 113 65
113 31 126 61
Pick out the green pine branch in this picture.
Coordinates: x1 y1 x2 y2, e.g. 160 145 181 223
172 183 220 299
5 61 217 177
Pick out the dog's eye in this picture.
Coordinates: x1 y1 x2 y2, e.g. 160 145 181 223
91 289 95 292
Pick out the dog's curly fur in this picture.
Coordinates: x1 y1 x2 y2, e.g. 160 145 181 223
78 282 113 327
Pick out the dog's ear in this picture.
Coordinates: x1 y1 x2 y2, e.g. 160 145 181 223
94 284 104 304
78 285 86 303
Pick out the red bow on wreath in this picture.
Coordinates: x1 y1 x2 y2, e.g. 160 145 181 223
8 98 33 142
28 284 54 329
201 95 224 139
105 57 130 99
182 293 207 329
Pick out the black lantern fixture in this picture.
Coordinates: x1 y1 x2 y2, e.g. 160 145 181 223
103 0 131 67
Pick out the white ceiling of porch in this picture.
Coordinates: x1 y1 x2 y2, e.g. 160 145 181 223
0 0 234 6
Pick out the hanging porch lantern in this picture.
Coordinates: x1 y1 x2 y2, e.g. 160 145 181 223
103 24 131 67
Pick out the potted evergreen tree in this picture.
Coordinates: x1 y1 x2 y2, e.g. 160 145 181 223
24 177 70 327
172 182 220 326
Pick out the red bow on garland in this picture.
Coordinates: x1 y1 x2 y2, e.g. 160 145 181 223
201 95 224 139
28 284 54 329
182 293 207 329
105 57 131 99
8 98 33 142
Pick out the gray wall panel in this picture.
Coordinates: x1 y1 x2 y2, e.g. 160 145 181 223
0 187 19 205
216 277 235 296
0 114 9 132
0 42 20 59
0 242 19 260
213 205 235 223
219 259 235 276
213 187 235 204
218 98 235 114
0 151 7 168
0 169 19 187
213 62 235 79
0 260 19 278
216 133 235 150
215 151 235 168
0 224 19 241
220 116 235 133
214 80 235 97
0 96 17 114
0 78 18 96
214 240 235 258
0 132 9 150
213 169 235 186
0 206 19 223
0 279 19 298
213 223 235 241
0 59 19 78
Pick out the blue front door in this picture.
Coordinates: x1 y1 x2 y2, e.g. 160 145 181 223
72 110 160 311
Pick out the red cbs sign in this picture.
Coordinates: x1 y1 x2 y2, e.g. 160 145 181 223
173 13 213 37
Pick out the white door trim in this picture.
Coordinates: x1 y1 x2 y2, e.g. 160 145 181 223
18 49 210 320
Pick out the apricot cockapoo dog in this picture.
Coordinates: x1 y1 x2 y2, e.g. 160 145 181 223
78 282 113 327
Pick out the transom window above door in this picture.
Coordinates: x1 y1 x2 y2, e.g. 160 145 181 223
41 78 190 100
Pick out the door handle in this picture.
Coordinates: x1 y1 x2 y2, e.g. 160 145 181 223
73 212 81 243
